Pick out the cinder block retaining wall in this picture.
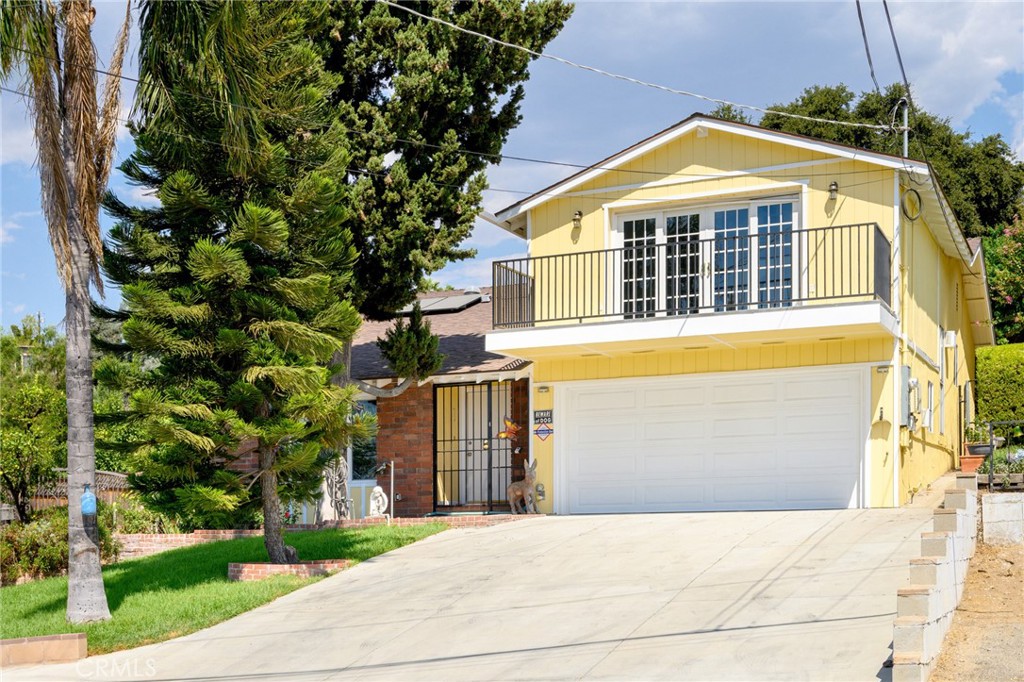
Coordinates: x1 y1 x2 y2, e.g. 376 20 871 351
115 514 531 561
892 481 978 682
982 492 1024 544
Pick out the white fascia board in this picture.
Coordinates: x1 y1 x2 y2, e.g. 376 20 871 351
486 302 898 354
497 118 928 221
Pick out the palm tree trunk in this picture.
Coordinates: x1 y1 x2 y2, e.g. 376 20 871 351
64 203 110 623
260 447 297 564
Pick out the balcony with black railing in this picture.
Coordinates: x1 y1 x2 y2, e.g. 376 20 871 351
492 223 891 331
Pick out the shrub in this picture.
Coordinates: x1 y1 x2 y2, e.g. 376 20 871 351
100 494 181 534
976 343 1024 423
1 506 120 585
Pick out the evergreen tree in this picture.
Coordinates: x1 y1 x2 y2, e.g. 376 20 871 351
318 1 573 321
759 83 1024 238
0 318 67 522
99 3 369 561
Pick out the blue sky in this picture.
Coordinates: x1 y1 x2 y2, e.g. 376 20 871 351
2 0 1022 329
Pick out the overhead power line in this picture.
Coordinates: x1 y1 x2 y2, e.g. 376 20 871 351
855 0 882 94
880 0 975 274
8 43 901 188
377 0 893 132
2 84 894 214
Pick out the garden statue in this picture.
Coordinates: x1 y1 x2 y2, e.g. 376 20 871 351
369 486 389 517
507 459 538 514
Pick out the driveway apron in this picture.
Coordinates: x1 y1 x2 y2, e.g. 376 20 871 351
7 509 932 681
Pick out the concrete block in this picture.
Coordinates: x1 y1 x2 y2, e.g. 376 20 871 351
897 585 938 619
983 495 1024 522
908 557 940 585
920 532 951 558
955 472 978 491
943 488 969 510
893 616 925 650
984 520 1024 545
933 508 964 534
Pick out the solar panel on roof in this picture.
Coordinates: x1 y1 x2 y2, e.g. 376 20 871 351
397 294 482 315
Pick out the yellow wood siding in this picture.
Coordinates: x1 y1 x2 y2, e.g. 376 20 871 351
510 125 980 510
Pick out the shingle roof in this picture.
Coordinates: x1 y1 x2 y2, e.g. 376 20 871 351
350 288 529 380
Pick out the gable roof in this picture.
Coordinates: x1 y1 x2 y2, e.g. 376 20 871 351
350 288 530 381
494 113 930 222
485 113 993 345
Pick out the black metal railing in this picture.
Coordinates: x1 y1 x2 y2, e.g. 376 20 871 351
492 223 890 329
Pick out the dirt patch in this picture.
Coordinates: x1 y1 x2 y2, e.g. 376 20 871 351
930 541 1024 682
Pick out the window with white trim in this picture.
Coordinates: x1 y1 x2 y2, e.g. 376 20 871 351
614 195 800 317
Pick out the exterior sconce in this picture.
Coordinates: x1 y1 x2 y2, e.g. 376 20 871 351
572 210 583 230
828 181 839 201
535 483 546 501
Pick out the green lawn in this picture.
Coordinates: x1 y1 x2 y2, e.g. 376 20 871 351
1 524 445 654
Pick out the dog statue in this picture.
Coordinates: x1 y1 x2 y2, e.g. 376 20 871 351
507 460 538 514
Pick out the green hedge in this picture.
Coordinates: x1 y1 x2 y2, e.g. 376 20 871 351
1 506 120 585
976 343 1024 423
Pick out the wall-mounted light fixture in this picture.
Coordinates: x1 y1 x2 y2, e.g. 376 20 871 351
828 181 839 201
572 210 583 230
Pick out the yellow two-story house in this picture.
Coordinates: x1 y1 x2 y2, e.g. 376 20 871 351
484 114 995 514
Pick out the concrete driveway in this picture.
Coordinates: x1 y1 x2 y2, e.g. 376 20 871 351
10 509 933 682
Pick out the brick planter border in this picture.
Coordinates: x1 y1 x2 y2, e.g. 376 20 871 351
0 633 87 667
227 559 351 581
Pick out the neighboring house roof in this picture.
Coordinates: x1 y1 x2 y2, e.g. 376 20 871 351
350 288 530 382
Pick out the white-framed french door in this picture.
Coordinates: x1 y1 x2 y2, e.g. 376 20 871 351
613 197 800 317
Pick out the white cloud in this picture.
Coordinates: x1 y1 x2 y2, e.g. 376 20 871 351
435 251 526 290
891 1 1023 126
0 210 39 244
116 185 161 207
10 304 26 315
1 92 38 166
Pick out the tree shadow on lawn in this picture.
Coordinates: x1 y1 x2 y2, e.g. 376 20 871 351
101 527 421 610
12 525 441 620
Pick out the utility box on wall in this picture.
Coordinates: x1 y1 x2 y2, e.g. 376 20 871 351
900 365 912 427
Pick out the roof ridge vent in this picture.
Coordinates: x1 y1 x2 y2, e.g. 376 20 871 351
463 286 482 295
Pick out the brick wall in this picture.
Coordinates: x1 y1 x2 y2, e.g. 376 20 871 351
227 559 350 581
115 529 263 560
376 381 435 517
226 437 259 474
115 516 533 562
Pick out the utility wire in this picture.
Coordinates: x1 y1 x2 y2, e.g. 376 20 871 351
881 0 976 275
1 84 894 212
376 0 893 132
5 44 900 187
855 0 882 94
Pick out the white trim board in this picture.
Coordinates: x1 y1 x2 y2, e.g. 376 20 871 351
486 301 899 355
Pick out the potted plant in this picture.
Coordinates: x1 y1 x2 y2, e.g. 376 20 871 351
962 424 1005 473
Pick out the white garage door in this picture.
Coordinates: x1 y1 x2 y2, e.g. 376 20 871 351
561 367 865 513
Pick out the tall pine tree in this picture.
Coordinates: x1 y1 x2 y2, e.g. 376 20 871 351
99 3 368 561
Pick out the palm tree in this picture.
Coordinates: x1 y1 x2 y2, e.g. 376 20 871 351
0 0 130 622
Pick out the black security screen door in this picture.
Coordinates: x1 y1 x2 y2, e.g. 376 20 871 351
434 381 527 511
